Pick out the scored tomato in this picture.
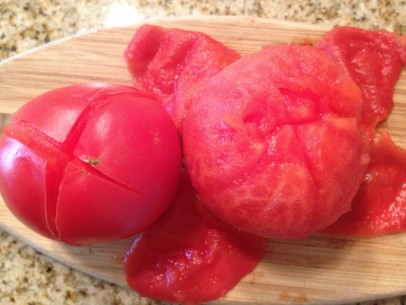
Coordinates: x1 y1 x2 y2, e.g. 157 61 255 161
0 83 181 245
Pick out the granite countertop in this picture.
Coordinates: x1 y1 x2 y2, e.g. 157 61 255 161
0 1 406 305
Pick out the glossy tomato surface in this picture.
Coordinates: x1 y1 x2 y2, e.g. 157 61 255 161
0 83 181 245
124 172 266 304
323 132 406 237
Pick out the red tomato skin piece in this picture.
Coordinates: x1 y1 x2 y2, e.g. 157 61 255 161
323 132 406 237
183 44 367 239
124 24 241 133
317 27 406 128
124 173 266 304
0 83 181 245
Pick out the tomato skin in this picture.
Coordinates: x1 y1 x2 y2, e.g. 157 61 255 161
124 172 266 304
124 24 241 133
315 27 406 237
317 26 406 128
73 93 180 198
0 137 52 238
56 160 157 245
323 132 406 237
0 83 181 245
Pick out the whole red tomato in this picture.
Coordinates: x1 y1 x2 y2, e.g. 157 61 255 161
0 83 181 245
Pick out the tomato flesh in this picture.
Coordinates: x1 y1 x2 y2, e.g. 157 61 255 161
124 172 266 304
183 44 367 238
316 27 406 237
0 83 181 244
323 132 406 237
124 24 241 133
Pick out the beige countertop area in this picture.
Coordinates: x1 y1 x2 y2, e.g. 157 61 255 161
1 1 406 305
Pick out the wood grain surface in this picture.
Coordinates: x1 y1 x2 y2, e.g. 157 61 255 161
0 16 405 305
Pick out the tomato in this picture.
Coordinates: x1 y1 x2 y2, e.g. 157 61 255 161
124 172 266 304
0 83 181 245
317 26 406 129
322 132 406 237
316 27 406 237
183 44 368 239
124 24 241 133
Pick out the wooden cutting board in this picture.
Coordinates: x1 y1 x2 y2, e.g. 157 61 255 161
1 16 406 305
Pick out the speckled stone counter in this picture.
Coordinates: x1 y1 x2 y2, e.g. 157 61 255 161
1 1 406 305
1 0 406 60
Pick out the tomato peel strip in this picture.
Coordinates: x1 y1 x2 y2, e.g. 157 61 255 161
322 132 406 237
124 24 241 133
317 26 406 129
124 173 266 304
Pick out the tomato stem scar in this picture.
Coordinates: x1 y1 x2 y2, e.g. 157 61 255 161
88 158 100 167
